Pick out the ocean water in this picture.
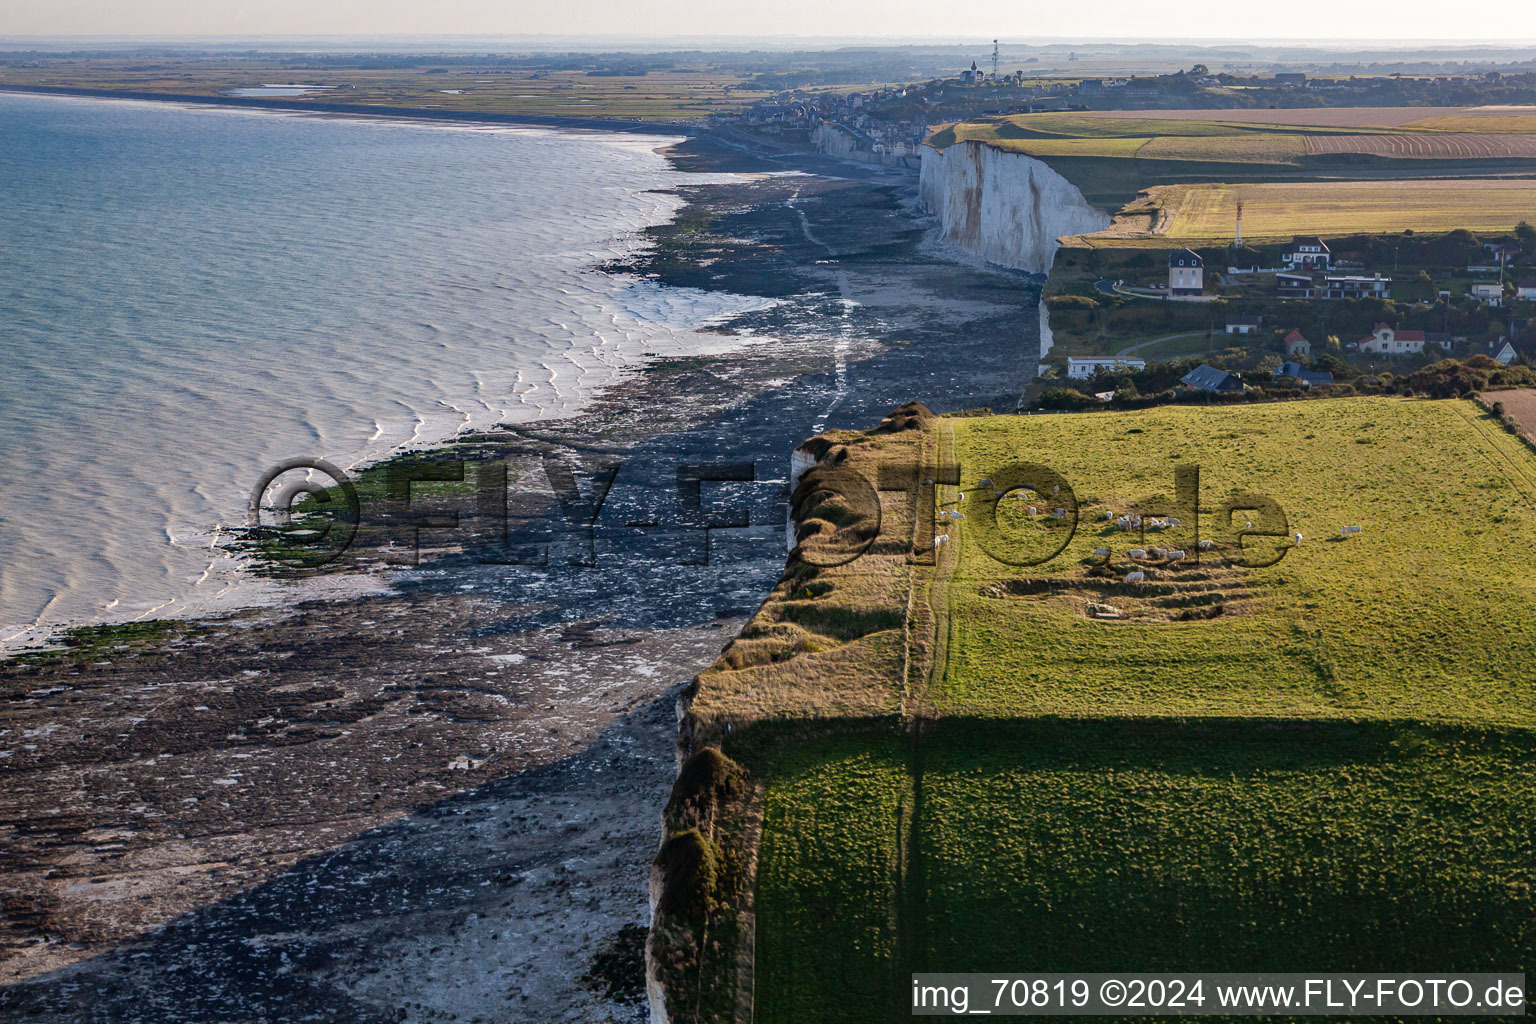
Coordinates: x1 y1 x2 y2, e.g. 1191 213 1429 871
0 93 765 639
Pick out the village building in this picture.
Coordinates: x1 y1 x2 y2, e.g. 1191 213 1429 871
1168 248 1204 296
1469 282 1504 306
1281 236 1331 270
1276 271 1315 298
1283 329 1311 358
1358 323 1425 355
1517 277 1536 301
1066 356 1147 380
1181 364 1243 393
1274 361 1334 386
1323 274 1391 300
1225 315 1261 335
1490 340 1518 365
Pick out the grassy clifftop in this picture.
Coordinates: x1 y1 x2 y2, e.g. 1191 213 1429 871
655 397 1536 1023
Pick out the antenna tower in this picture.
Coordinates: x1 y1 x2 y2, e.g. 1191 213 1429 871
992 40 1000 79
1233 199 1244 248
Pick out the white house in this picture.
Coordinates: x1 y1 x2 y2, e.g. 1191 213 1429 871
1066 357 1147 380
1283 330 1311 358
1324 274 1391 300
1516 277 1536 301
1469 282 1504 306
1281 236 1331 270
1168 248 1204 296
1490 340 1518 365
1358 323 1425 355
1225 315 1261 335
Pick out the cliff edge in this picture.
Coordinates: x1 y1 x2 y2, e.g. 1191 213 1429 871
919 140 1110 274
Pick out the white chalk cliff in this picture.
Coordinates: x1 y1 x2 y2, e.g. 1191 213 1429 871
919 140 1110 274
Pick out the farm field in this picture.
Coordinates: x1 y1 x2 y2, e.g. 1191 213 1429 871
1303 131 1536 158
1485 388 1536 445
929 107 1536 209
692 396 1536 1023
1086 177 1536 243
1070 105 1536 127
0 58 763 121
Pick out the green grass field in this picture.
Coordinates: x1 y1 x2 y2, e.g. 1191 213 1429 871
942 398 1536 722
752 722 1536 1022
732 397 1536 1023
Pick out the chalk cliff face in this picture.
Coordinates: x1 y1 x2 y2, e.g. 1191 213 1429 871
919 141 1110 274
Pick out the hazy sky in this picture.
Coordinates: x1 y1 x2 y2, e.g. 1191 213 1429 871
1 0 1533 42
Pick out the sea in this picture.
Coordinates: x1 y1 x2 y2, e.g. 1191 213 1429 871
0 92 767 642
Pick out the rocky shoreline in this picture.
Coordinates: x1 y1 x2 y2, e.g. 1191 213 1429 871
0 131 1041 1022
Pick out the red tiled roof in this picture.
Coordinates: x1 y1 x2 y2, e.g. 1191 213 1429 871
1284 330 1307 343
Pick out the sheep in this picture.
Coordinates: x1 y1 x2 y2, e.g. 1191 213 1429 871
1166 517 1182 526
1101 510 1114 521
1293 532 1303 545
1051 508 1067 519
1027 506 1038 516
1123 570 1145 583
952 511 966 521
1128 548 1147 560
1197 539 1214 551
978 477 994 488
1167 550 1186 562
1340 525 1362 537
1093 547 1110 557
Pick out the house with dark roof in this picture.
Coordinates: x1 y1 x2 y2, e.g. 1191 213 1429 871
1324 274 1391 300
1517 277 1536 301
1168 248 1204 296
1274 361 1334 387
1181 364 1243 393
1282 236 1331 270
1276 271 1315 298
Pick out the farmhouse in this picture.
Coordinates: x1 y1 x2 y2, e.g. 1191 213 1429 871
1066 356 1147 380
1358 323 1425 355
1490 340 1518 365
1324 274 1391 300
1181 364 1243 393
1168 248 1204 296
1276 272 1315 299
1225 315 1261 335
1274 361 1334 386
1517 278 1536 301
1283 330 1312 358
1281 236 1331 270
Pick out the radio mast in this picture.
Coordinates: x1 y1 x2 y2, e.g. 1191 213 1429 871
1233 199 1244 248
992 40 1000 79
